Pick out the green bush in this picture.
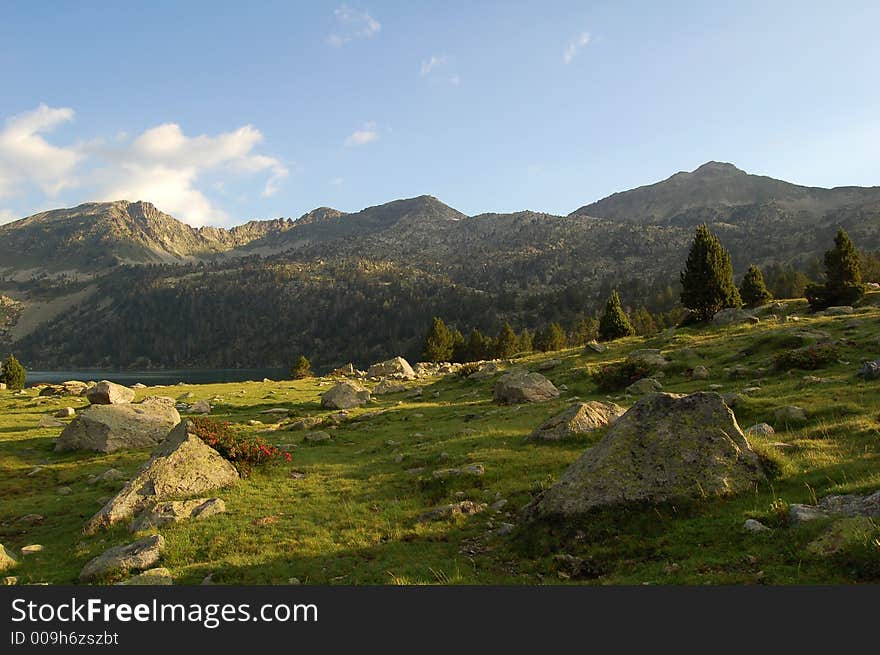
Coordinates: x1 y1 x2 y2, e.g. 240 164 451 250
1 354 25 390
772 342 839 371
592 361 651 392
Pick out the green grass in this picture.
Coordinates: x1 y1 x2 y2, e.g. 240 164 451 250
2 299 879 585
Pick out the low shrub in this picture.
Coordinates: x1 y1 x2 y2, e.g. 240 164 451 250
592 361 652 392
457 362 481 378
772 342 839 371
189 416 291 475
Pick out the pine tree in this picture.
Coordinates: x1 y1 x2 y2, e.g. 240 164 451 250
2 354 25 390
495 322 520 358
464 328 488 362
805 229 867 309
291 355 312 379
680 224 742 321
540 322 566 351
422 317 455 362
569 317 598 345
598 291 635 341
451 328 466 362
630 307 658 336
518 329 534 353
740 265 773 307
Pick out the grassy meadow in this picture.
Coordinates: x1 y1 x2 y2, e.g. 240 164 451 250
1 297 879 585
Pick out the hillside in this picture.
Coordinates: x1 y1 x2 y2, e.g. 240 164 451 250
2 300 878 584
571 161 880 224
2 163 880 370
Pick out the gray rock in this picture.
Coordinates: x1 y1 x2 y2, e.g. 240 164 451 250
188 400 211 414
86 380 135 405
79 535 165 583
0 544 18 572
713 308 755 326
84 420 239 534
416 500 487 522
585 341 606 353
529 392 766 516
55 398 180 453
857 360 880 380
790 490 880 524
320 381 371 410
116 567 173 585
626 349 668 368
54 407 76 418
432 464 485 479
493 369 559 404
691 365 710 380
367 357 416 380
130 498 226 532
789 504 830 524
626 377 663 395
303 430 332 443
743 519 771 533
373 379 408 395
535 359 562 371
529 401 625 441
823 306 854 316
38 415 65 428
774 406 808 424
745 423 775 437
807 517 877 556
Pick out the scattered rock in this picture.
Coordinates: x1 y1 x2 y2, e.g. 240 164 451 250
286 416 322 431
553 553 599 580
188 400 211 414
713 307 755 326
789 490 880 524
432 464 485 479
585 341 606 353
535 359 562 371
130 498 225 532
373 379 407 395
320 381 371 410
131 383 147 389
528 392 766 516
89 468 126 484
626 349 668 368
21 545 43 555
303 430 332 443
38 415 65 428
823 306 854 316
744 519 771 533
116 567 173 585
57 486 72 496
55 398 181 453
416 500 487 522
83 420 239 534
773 406 807 424
86 381 135 405
367 357 416 380
493 369 559 404
79 535 165 583
0 544 18 571
857 360 880 380
691 365 710 380
528 401 625 441
625 377 663 395
745 423 775 437
54 407 76 418
807 517 877 556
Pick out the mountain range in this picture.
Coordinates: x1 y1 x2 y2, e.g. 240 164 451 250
1 162 879 370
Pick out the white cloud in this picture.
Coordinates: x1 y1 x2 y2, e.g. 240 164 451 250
420 55 447 76
563 32 591 64
328 4 381 47
92 123 289 225
448 75 461 86
0 208 16 224
0 105 289 227
344 121 379 147
0 104 82 200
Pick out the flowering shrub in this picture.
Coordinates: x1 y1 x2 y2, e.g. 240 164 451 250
772 342 839 371
188 416 291 475
592 361 652 392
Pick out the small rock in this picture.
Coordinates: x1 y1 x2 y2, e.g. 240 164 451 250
745 423 775 437
55 407 76 418
57 486 72 496
79 535 165 583
774 406 808 424
21 545 44 555
116 567 173 585
743 519 771 533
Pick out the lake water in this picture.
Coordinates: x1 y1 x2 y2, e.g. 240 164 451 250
26 368 288 386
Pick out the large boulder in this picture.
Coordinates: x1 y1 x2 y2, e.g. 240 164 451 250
0 544 17 572
626 349 668 368
320 381 371 409
626 377 663 395
529 392 765 516
55 397 180 453
83 420 239 534
789 490 880 525
79 535 165 583
529 401 625 441
493 369 559 404
367 357 416 380
712 307 755 326
86 380 135 405
130 498 226 532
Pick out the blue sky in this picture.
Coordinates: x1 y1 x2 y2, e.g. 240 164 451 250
1 1 879 226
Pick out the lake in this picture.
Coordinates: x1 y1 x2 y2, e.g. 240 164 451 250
25 368 288 386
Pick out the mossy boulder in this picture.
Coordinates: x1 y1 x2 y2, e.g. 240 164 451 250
130 498 226 533
55 397 180 453
806 517 879 557
85 380 135 405
320 381 371 409
529 392 765 516
79 535 165 583
83 420 239 534
529 401 625 441
493 369 559 404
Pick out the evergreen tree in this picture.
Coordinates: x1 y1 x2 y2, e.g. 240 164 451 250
518 328 534 353
598 291 635 341
291 355 312 379
451 328 466 363
739 265 773 307
630 307 658 336
538 322 566 351
2 354 25 390
680 224 742 321
569 317 598 345
422 317 455 362
495 322 520 358
464 328 489 362
805 228 867 309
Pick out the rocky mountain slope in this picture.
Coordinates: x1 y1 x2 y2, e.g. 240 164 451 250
2 163 879 369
